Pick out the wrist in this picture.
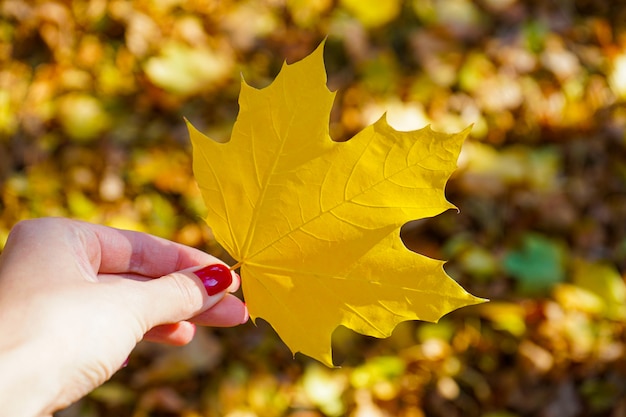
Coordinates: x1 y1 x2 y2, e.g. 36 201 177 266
0 339 64 417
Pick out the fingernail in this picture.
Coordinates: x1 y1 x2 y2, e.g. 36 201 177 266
194 264 233 296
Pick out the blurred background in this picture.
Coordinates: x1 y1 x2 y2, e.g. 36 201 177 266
2 0 626 416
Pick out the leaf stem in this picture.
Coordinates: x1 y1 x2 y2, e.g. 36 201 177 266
230 261 244 271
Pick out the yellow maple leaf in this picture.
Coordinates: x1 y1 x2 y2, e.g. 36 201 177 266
187 42 485 366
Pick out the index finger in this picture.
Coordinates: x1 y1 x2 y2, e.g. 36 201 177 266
85 221 225 277
2 218 227 279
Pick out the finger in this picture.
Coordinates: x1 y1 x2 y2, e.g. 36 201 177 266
189 294 249 327
119 264 241 330
84 222 224 277
99 270 241 292
143 322 197 346
142 294 248 344
1 218 225 280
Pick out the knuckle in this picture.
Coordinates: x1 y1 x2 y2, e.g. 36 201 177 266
167 273 204 315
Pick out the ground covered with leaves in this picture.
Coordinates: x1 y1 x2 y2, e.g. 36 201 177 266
2 0 626 416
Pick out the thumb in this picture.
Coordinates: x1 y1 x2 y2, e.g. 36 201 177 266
133 264 237 329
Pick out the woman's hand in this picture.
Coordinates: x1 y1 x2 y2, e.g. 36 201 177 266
0 218 247 417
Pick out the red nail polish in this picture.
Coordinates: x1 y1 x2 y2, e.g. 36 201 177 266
194 264 233 296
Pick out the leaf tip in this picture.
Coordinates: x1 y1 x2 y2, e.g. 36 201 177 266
283 38 329 86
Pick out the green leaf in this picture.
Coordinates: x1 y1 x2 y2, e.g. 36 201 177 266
503 233 566 294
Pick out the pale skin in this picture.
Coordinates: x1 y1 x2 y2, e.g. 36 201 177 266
0 217 248 417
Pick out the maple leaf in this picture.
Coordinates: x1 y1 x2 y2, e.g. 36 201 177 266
187 42 485 366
